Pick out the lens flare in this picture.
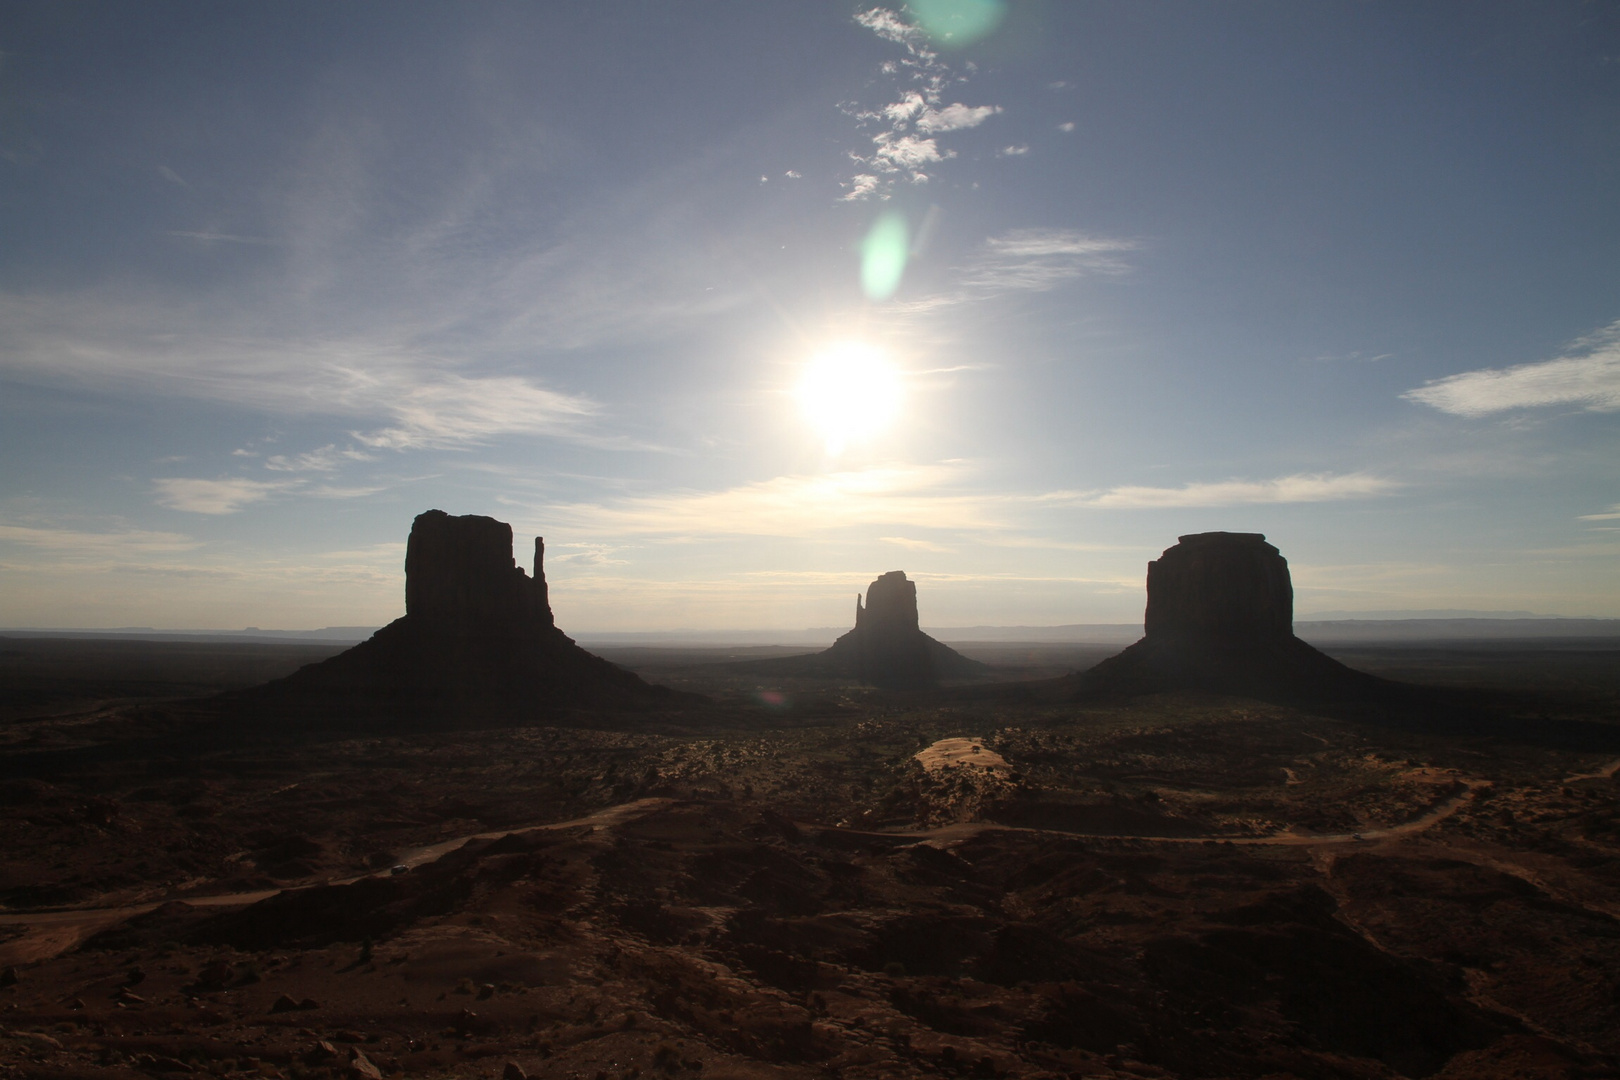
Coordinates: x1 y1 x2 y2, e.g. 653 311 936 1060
860 212 909 301
908 0 1006 47
796 342 903 453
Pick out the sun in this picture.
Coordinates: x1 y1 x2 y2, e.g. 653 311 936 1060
795 342 903 453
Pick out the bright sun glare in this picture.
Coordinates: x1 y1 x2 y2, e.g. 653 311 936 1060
796 342 903 453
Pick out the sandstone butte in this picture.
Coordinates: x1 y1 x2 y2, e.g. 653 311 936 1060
238 510 688 727
1075 531 1395 702
742 570 987 690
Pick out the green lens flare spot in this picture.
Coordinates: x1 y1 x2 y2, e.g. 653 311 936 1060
860 212 909 301
908 0 1006 48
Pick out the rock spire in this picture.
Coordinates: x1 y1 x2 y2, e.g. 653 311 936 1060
742 570 985 689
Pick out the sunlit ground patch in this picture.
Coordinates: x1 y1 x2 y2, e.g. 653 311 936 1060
914 736 1010 774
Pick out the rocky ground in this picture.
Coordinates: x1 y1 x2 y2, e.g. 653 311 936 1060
0 639 1617 1079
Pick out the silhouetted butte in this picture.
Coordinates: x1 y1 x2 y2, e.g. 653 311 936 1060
744 570 986 689
1075 532 1393 702
241 510 689 726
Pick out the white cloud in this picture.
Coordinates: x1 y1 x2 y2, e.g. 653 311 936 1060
1579 504 1620 522
855 7 924 48
1403 319 1620 416
883 92 928 125
915 103 1001 134
1076 473 1398 509
842 174 881 201
1058 122 1075 133
998 144 1030 157
843 9 999 198
153 477 297 514
870 134 949 174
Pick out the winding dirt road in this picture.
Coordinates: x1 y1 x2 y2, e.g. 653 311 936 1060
4 756 1616 967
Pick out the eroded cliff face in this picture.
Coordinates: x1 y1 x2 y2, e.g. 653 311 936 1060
819 571 984 689
1144 532 1293 639
856 571 920 638
246 510 683 725
1076 533 1390 703
403 510 552 626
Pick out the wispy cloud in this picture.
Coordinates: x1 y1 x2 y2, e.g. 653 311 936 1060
545 463 1009 537
0 522 201 558
998 145 1029 157
842 8 1001 199
153 477 297 514
955 229 1137 294
1579 504 1620 522
308 483 389 500
0 294 601 451
1403 319 1620 416
347 373 596 450
880 535 954 552
915 102 1001 134
539 464 1397 543
166 231 275 245
264 444 375 472
1074 472 1398 508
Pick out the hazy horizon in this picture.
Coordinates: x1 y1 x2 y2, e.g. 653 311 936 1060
3 3 1618 631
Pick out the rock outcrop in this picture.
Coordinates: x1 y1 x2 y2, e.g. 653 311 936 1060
1075 532 1390 701
743 571 986 689
1144 532 1293 639
243 511 688 726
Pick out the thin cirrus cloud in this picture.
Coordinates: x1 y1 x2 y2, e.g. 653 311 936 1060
540 465 1397 541
0 522 201 558
1073 472 1398 509
880 535 954 552
1579 504 1620 522
264 445 376 472
545 463 1011 538
152 477 298 515
842 8 1001 199
0 294 599 451
1403 319 1620 416
950 228 1137 295
152 475 396 514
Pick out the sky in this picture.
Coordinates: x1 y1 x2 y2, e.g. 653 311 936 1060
2 0 1619 632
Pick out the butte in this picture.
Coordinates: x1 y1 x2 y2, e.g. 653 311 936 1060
745 570 986 690
236 510 690 727
1074 532 1394 702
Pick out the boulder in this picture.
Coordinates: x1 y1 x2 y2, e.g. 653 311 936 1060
1076 533 1391 702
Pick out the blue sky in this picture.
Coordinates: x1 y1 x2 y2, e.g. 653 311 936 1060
2 1 1618 631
